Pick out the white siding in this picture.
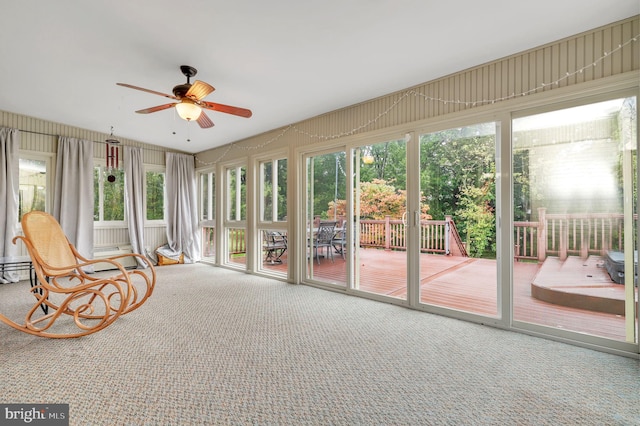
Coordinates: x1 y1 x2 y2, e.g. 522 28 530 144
196 16 639 163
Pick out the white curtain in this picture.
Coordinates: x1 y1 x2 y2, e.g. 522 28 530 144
52 137 94 260
165 152 200 263
0 128 20 283
124 146 148 268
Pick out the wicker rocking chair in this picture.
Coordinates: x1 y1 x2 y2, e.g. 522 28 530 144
0 211 156 338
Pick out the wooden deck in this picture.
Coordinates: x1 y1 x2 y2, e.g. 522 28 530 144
258 248 637 342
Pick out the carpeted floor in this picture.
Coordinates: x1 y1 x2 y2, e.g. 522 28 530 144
0 263 638 425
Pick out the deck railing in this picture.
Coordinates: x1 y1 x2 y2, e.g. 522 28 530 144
203 209 632 262
514 208 637 261
357 216 467 256
227 228 246 254
202 216 467 258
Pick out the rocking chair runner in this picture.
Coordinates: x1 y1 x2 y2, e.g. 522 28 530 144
0 211 156 338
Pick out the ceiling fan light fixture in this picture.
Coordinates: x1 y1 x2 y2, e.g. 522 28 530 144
118 65 252 128
175 99 202 121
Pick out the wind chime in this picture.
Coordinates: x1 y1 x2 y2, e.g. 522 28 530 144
105 126 121 182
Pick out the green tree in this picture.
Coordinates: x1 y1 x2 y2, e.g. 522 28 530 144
513 150 531 221
261 158 288 221
103 168 125 221
146 171 165 220
420 130 495 220
420 125 496 257
228 166 247 220
360 140 407 190
455 183 495 257
310 152 346 219
94 166 124 221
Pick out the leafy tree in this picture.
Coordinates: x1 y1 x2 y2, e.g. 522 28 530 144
103 168 125 221
310 152 346 219
455 183 495 257
327 178 431 220
420 125 496 257
94 166 124 221
420 129 494 220
228 167 246 220
360 140 407 190
261 158 288 221
146 171 165 220
360 179 406 219
513 150 531 221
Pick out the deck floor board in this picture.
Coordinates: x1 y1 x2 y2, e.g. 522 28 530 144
254 248 637 342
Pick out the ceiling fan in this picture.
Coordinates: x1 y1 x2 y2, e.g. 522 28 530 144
117 65 252 128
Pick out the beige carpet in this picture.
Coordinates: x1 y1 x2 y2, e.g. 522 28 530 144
0 263 638 425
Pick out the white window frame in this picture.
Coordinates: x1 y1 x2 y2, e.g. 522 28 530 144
198 167 216 226
258 156 288 224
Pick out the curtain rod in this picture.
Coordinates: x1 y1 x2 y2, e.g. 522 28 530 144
17 128 177 154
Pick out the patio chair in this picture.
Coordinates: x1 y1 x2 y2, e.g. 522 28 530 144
1 211 155 338
332 221 347 260
312 221 337 265
263 231 287 264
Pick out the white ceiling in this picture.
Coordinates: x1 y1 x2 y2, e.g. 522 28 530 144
1 1 638 154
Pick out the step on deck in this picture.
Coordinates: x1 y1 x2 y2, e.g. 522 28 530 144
531 256 632 315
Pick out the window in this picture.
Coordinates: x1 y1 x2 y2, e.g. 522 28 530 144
226 166 246 221
260 158 287 222
94 165 125 222
18 156 50 221
199 171 216 261
146 170 165 221
200 171 215 221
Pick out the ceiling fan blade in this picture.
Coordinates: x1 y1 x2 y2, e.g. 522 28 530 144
135 103 176 114
196 111 214 128
117 83 178 100
185 80 215 101
201 101 252 118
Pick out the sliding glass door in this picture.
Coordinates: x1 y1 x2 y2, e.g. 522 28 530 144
351 140 408 300
512 97 638 344
303 142 410 299
304 150 347 286
418 123 499 316
297 95 637 354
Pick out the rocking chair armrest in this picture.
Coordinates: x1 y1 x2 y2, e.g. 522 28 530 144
48 273 129 294
69 244 92 262
12 235 27 245
37 258 130 281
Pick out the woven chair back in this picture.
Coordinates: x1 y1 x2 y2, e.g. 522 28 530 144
21 211 77 276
